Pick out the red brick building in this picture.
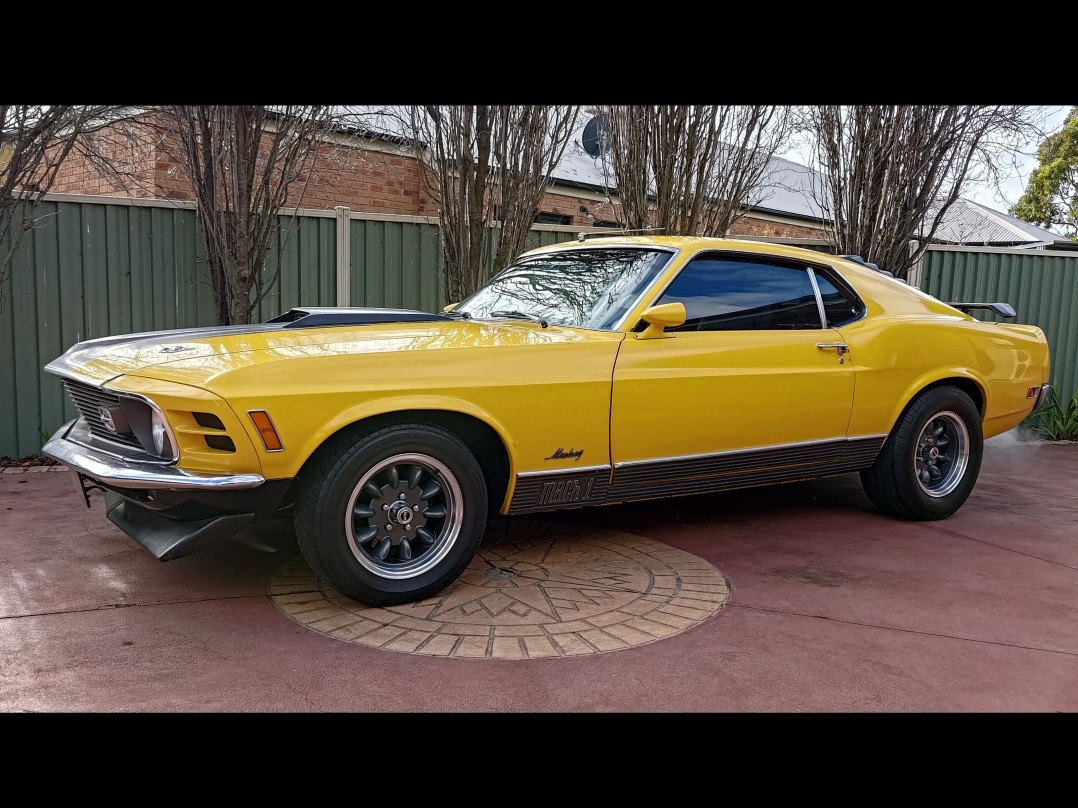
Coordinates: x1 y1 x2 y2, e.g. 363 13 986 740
49 109 831 241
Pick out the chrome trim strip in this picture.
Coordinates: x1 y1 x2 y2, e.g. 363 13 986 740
68 429 172 465
608 247 682 332
614 435 889 469
43 420 265 491
517 464 611 478
811 261 867 327
806 267 828 329
125 390 179 463
47 366 113 387
1030 383 1052 413
61 383 177 465
522 241 678 256
508 466 610 514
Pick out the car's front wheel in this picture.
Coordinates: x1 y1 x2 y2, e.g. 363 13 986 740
860 385 983 520
294 423 488 606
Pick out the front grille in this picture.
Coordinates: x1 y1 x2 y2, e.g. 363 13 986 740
63 380 144 451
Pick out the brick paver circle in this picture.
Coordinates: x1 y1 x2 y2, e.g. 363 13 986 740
268 519 730 659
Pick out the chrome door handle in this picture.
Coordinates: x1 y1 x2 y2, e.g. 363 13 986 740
816 342 849 364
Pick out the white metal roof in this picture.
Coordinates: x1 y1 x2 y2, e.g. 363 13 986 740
927 197 1070 246
331 106 1069 243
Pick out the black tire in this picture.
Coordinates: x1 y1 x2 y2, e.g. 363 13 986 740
294 422 488 606
860 385 983 521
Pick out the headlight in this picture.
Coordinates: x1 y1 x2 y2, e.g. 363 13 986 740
150 408 175 459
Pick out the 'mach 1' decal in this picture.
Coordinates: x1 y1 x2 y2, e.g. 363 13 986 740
536 476 594 506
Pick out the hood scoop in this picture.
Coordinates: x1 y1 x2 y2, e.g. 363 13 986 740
265 307 451 328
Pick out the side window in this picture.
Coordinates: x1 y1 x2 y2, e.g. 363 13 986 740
657 257 823 331
813 272 862 327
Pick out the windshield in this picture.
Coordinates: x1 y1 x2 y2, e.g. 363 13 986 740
454 247 674 330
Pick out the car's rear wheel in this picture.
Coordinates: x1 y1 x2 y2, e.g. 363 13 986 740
294 423 488 606
860 385 983 520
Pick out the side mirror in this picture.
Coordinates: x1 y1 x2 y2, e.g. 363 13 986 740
634 302 686 340
442 303 458 312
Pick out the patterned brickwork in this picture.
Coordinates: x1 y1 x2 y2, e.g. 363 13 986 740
269 520 730 658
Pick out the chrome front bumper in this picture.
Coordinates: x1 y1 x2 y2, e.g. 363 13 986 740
43 419 265 491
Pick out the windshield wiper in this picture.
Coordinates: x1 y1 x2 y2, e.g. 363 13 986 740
488 310 549 328
443 309 472 320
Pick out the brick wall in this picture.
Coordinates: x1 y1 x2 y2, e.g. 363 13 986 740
45 112 830 239
50 118 162 199
291 142 433 214
728 216 829 239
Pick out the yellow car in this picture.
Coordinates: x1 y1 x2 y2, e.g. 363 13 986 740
42 236 1052 606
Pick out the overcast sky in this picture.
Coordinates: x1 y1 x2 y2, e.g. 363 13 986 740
961 104 1072 215
778 105 1072 225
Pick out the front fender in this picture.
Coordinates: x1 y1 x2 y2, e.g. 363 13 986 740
283 393 519 485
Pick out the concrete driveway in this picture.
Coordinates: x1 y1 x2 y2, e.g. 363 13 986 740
1 436 1075 712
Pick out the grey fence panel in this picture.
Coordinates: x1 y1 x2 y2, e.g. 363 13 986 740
919 247 1078 405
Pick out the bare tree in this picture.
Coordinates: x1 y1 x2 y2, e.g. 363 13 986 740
0 105 119 302
164 105 334 325
594 105 796 237
803 105 1044 280
405 105 580 303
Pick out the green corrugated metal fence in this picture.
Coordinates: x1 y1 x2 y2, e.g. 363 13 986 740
0 200 338 458
349 218 442 311
471 225 583 295
1 200 211 458
9 207 1072 460
252 214 338 321
0 196 587 458
918 246 1078 409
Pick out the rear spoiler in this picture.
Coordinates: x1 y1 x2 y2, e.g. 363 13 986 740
840 255 891 276
947 302 1017 319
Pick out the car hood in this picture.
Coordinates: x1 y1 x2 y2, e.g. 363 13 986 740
45 315 604 387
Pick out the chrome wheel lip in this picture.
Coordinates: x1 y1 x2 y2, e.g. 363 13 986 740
345 452 464 580
914 410 969 498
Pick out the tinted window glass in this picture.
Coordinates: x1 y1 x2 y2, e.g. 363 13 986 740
814 272 861 327
657 258 822 331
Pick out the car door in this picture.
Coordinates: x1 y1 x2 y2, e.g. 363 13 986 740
608 253 862 502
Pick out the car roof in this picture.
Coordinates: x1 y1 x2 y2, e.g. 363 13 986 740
519 235 841 265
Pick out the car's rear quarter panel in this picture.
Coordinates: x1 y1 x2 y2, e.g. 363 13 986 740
836 266 1050 440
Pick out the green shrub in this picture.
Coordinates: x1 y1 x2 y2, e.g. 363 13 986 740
1028 387 1078 441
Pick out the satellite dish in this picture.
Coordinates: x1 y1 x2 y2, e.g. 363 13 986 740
581 114 608 158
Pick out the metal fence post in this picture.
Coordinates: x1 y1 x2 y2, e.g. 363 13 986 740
335 206 351 306
908 239 923 287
